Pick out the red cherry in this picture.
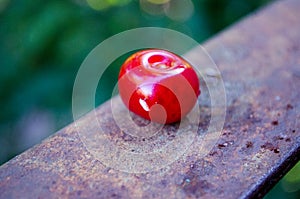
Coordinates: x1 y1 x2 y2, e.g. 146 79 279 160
118 49 200 124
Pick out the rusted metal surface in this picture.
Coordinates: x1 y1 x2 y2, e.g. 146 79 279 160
1 0 300 198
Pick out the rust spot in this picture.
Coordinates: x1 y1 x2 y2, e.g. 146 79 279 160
261 142 280 154
218 141 234 149
273 135 286 141
209 151 218 156
286 104 294 110
274 148 280 153
285 138 291 142
271 120 279 126
261 142 275 151
246 141 253 148
276 137 284 140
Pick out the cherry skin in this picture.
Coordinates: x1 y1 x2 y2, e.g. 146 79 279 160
118 49 200 124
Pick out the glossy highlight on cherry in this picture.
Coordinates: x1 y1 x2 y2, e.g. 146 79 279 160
118 49 200 124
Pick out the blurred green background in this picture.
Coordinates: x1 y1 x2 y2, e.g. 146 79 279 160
0 0 299 198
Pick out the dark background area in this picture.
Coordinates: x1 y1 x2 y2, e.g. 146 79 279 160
0 0 299 198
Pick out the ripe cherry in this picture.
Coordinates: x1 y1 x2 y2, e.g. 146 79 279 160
118 49 200 124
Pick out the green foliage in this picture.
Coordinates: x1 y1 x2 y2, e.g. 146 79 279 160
2 0 298 198
265 162 300 199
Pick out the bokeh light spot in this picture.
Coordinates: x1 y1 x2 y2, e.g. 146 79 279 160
87 0 131 10
147 0 170 5
87 0 110 10
140 0 168 15
164 0 194 22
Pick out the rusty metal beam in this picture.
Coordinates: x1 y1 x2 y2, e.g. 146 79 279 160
1 0 300 198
